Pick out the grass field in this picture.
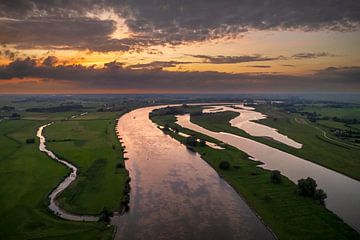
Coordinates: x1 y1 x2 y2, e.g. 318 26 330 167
45 112 128 215
0 118 114 239
302 106 360 119
150 112 360 240
254 105 360 180
179 105 360 181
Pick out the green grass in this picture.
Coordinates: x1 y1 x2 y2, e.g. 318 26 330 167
255 105 360 180
0 119 114 240
302 106 360 119
44 113 127 215
183 106 360 181
151 113 360 240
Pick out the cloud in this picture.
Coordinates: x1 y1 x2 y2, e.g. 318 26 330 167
0 17 133 52
190 54 285 64
0 49 19 60
127 61 194 70
42 56 58 67
291 52 336 59
0 58 359 92
247 65 272 68
0 1 359 52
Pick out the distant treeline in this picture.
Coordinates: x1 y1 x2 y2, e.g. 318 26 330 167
26 104 84 112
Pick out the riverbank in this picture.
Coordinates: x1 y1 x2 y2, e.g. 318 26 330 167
44 112 128 215
0 118 114 239
150 106 360 240
254 104 360 181
191 106 360 181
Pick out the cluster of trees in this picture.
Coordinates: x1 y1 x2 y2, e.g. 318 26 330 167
26 104 84 112
297 177 327 204
185 136 206 147
332 129 360 140
0 106 15 112
269 171 327 204
150 106 184 117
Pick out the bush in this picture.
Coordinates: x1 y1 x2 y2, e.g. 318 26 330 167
314 189 327 204
297 177 317 197
185 136 197 147
26 138 35 144
270 170 282 184
98 208 112 222
297 177 327 204
116 162 124 168
219 161 230 170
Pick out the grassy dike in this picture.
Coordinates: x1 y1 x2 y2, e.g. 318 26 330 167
44 112 128 215
0 118 113 240
150 110 360 240
189 105 360 181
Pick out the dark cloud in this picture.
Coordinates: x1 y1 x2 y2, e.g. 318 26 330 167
128 61 193 70
291 52 336 59
0 58 358 92
0 49 19 60
42 56 58 67
0 17 133 52
0 1 359 51
281 64 296 67
190 54 285 64
247 65 272 68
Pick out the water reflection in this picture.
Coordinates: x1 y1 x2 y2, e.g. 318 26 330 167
112 106 274 240
176 113 360 232
203 105 302 148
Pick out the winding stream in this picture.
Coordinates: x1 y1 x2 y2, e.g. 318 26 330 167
176 105 360 232
111 106 274 240
37 123 98 221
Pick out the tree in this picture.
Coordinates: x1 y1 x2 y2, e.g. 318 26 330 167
199 139 206 147
270 170 282 184
297 177 317 197
185 136 197 147
219 161 230 170
314 189 327 205
26 138 35 144
98 208 112 222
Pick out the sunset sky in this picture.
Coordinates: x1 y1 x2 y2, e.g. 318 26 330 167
0 0 359 93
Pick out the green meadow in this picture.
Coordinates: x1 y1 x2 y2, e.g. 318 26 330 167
181 105 360 181
0 111 127 239
45 113 127 215
150 111 360 240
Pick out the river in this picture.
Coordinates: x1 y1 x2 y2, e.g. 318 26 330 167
112 106 275 240
176 105 360 232
37 122 98 221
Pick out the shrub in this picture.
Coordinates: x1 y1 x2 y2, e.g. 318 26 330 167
26 138 35 144
219 161 230 170
185 136 197 147
98 208 112 222
270 170 282 184
116 162 124 168
297 177 317 197
314 189 327 204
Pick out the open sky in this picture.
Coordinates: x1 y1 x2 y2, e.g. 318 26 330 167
0 0 359 93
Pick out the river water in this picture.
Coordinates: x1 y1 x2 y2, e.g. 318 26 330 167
37 123 98 221
112 106 274 240
203 105 302 148
176 105 360 232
